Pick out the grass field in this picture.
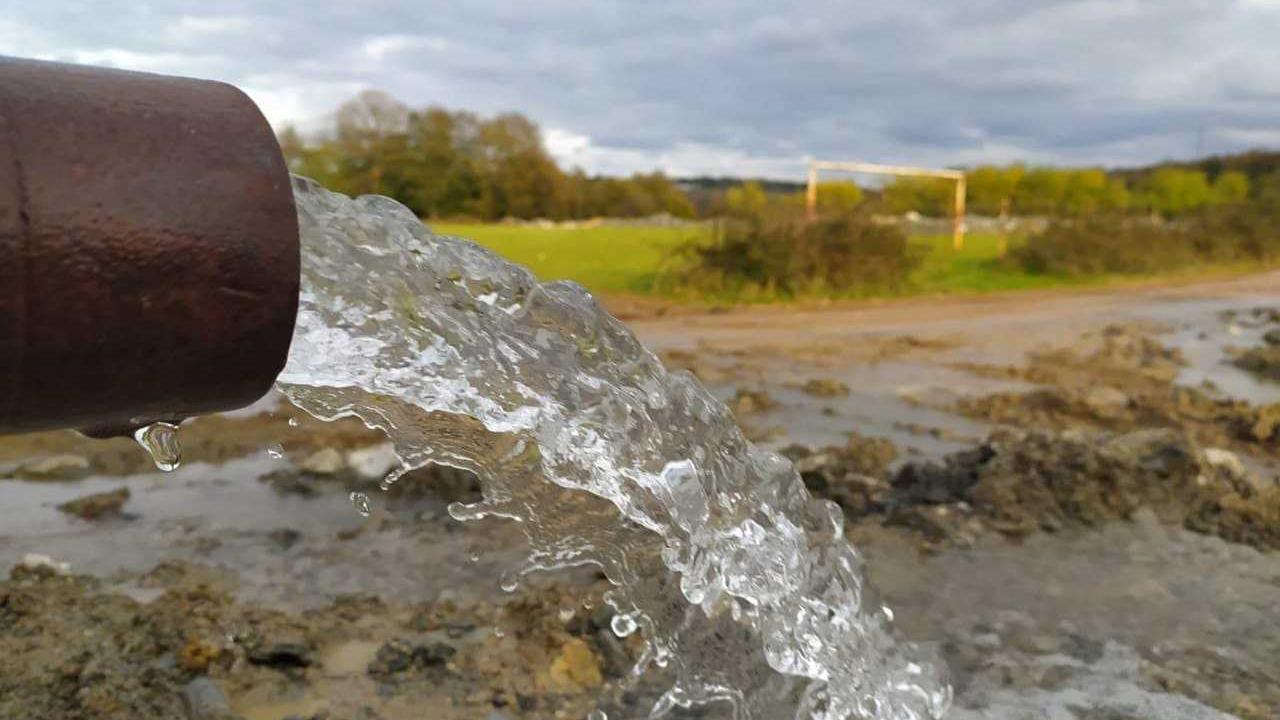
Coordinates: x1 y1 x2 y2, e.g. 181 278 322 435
434 222 1259 302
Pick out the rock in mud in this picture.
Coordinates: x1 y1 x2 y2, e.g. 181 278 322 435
56 486 130 520
348 442 399 480
300 447 346 475
800 378 850 397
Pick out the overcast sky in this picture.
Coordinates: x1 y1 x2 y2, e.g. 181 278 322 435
6 1 1280 178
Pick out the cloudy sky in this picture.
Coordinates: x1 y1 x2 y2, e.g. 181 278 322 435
5 1 1280 178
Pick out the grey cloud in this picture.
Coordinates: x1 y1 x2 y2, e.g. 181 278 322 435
5 1 1280 177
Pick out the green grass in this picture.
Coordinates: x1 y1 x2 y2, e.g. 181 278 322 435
433 222 702 295
907 233 1084 294
435 222 1264 303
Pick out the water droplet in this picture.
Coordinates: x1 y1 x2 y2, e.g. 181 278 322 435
133 422 181 472
349 491 372 517
610 613 638 638
287 417 299 428
588 711 608 720
582 598 594 610
882 605 895 622
266 443 285 459
469 552 481 563
493 626 505 638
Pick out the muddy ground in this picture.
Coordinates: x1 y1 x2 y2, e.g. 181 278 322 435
2 273 1279 720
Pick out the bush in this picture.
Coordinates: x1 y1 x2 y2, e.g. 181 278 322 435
1011 202 1280 277
1010 217 1198 276
677 211 921 298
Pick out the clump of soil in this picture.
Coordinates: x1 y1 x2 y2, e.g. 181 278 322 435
799 378 851 397
728 387 776 415
798 424 1278 551
57 486 130 520
949 323 1280 457
1231 345 1280 382
782 431 898 518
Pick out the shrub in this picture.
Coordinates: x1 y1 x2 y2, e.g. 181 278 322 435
677 211 921 297
1011 200 1280 277
1010 216 1199 276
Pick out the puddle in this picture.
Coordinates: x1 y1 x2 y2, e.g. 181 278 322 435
709 358 1027 459
0 455 528 610
1140 296 1280 404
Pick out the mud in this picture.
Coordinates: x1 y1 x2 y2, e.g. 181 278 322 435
0 560 651 720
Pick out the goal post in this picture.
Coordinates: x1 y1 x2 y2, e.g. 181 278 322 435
806 160 967 250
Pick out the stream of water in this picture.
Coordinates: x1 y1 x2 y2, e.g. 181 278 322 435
271 176 950 720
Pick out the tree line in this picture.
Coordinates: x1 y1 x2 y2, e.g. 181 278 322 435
876 165 1255 218
278 90 693 221
281 90 1279 222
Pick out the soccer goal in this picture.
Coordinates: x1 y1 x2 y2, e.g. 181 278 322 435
806 160 967 249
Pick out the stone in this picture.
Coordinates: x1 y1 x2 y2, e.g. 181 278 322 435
12 553 70 577
1130 505 1168 543
1082 386 1129 416
412 642 456 666
183 677 238 720
347 442 399 480
300 447 345 475
367 640 414 676
548 637 603 691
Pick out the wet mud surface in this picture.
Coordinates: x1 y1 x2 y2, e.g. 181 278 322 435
3 275 1280 719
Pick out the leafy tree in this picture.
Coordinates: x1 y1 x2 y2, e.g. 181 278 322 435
1138 168 1215 216
966 165 1024 215
725 181 769 218
1213 171 1249 205
881 176 954 216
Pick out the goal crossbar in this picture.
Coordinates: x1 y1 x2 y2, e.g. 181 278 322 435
806 160 967 249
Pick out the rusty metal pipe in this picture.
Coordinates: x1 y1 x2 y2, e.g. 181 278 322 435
0 57 300 435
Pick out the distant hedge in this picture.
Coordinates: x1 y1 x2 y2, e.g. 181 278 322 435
676 211 921 298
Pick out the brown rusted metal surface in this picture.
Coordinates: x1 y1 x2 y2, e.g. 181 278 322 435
0 56 300 434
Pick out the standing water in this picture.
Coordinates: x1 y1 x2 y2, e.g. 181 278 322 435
276 177 950 720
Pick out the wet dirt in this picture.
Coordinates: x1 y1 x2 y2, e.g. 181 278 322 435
3 273 1279 719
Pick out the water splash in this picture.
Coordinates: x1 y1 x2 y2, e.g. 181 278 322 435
349 491 372 517
278 177 950 720
133 422 181 472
